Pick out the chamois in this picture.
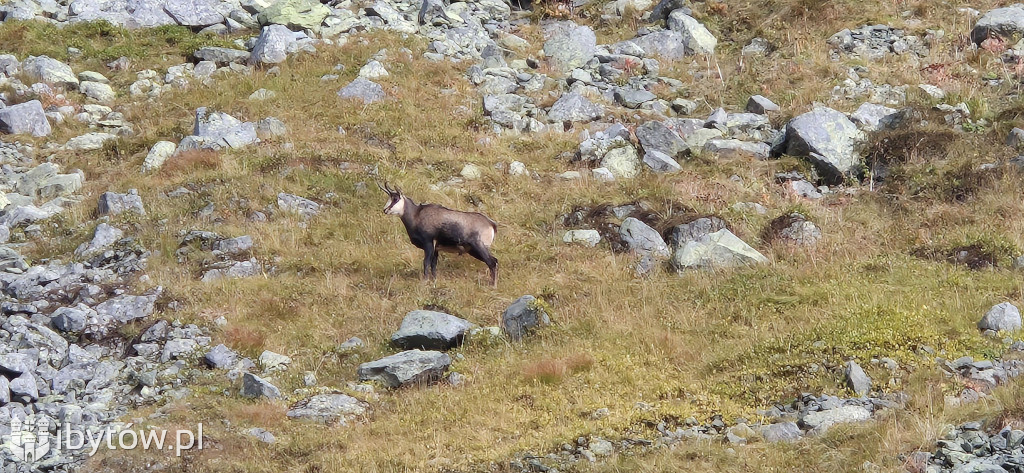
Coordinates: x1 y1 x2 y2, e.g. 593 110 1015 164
378 182 499 286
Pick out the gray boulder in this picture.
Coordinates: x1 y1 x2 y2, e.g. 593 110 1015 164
850 102 901 132
746 95 780 114
241 372 281 399
502 295 550 341
619 217 670 258
543 22 597 74
972 5 1024 44
600 145 640 179
287 393 369 425
671 228 768 271
338 78 386 104
97 189 146 215
630 31 689 60
65 132 118 151
212 235 254 255
642 149 681 173
0 100 51 137
0 246 28 272
51 306 91 333
666 216 727 248
189 108 258 150
650 0 688 22
204 344 239 369
9 372 38 400
164 0 224 26
547 93 603 123
800 405 871 433
667 11 717 54
90 290 160 336
978 302 1022 332
563 229 601 247
704 139 770 160
22 56 78 88
200 259 261 281
141 140 176 173
637 120 687 158
251 24 297 65
390 310 473 350
79 81 115 103
783 107 867 184
74 223 123 258
357 349 451 388
844 360 871 395
614 88 657 109
761 422 801 443
194 47 252 65
257 117 287 138
277 193 319 219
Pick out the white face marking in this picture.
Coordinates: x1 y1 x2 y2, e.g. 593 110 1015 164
384 196 405 215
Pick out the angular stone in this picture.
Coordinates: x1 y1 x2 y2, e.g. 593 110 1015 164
258 0 330 31
0 100 51 137
286 393 369 425
844 360 871 395
667 11 717 54
704 139 770 160
337 78 385 104
637 120 687 158
357 349 451 388
79 81 115 103
543 22 597 74
250 24 296 65
642 149 681 173
761 422 801 443
972 5 1024 44
563 229 601 247
614 88 657 109
800 405 871 432
783 107 867 184
141 141 176 173
241 372 281 399
204 344 239 369
194 47 251 65
978 302 1022 332
619 217 670 258
391 310 473 350
671 228 768 271
746 95 780 114
97 190 145 215
600 145 640 179
22 56 78 88
164 0 224 26
547 92 603 122
502 295 550 341
74 223 123 258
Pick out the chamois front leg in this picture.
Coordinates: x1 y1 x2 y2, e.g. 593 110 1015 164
422 243 436 281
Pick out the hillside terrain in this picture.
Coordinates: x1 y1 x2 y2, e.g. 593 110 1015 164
0 0 1022 472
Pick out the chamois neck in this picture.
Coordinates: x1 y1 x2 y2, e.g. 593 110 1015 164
398 197 419 227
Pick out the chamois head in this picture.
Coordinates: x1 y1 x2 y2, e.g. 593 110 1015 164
377 181 406 215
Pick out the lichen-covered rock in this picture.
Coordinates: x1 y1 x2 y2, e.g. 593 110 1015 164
971 5 1024 44
671 229 768 271
782 107 867 184
667 11 717 55
542 22 597 74
0 100 51 137
357 349 451 388
502 295 551 341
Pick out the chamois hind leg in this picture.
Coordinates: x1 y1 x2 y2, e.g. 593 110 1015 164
468 242 498 286
430 247 440 279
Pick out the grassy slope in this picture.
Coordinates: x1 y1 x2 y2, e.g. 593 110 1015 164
0 0 1023 471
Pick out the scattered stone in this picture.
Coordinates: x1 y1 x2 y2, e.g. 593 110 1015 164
978 302 1022 332
850 102 901 132
548 92 603 123
194 47 251 65
75 223 123 258
241 372 281 399
97 189 146 216
391 310 473 351
358 60 389 79
671 229 768 271
204 344 240 369
338 78 386 104
502 295 551 341
563 229 602 247
357 349 451 388
642 149 681 173
782 107 867 184
258 0 330 31
619 217 671 258
250 24 297 65
800 405 872 433
614 88 657 109
667 11 717 55
971 5 1024 44
0 100 52 137
79 81 116 103
22 55 78 88
543 22 597 74
746 95 779 114
287 393 369 424
277 193 320 219
844 360 871 396
141 141 177 173
761 422 801 443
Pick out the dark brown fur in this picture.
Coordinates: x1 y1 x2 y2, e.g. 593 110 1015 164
379 182 499 285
